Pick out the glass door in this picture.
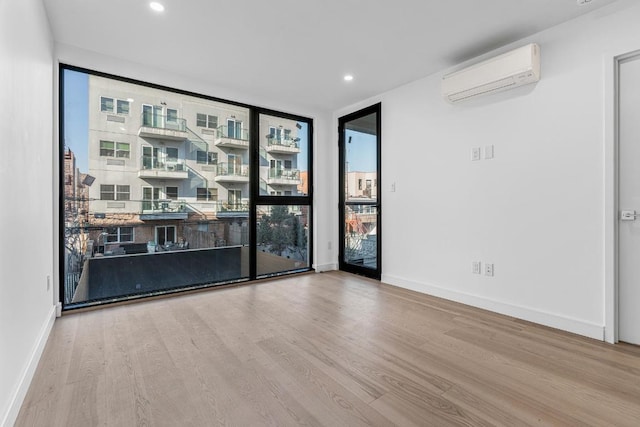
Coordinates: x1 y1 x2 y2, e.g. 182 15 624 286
338 104 381 279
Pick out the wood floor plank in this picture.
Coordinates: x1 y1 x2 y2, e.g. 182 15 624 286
257 336 394 426
14 271 640 426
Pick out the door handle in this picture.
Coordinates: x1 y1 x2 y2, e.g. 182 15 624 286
621 210 638 221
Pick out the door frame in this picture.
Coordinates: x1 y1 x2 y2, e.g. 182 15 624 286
338 103 382 280
605 48 640 344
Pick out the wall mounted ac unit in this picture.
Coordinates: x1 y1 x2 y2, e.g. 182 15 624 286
442 43 540 103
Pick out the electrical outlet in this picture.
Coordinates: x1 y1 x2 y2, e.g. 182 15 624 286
485 263 494 277
472 261 481 274
47 275 51 291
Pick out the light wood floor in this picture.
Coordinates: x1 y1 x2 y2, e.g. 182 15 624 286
15 271 640 426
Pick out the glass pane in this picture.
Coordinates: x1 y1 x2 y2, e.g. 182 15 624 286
257 205 309 276
345 112 377 202
344 204 377 269
341 107 379 275
116 99 129 115
259 114 308 196
62 69 250 307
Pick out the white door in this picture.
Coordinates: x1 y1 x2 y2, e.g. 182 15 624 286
618 53 640 345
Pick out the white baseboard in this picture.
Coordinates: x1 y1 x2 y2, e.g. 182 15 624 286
313 263 338 273
382 274 605 341
1 305 56 427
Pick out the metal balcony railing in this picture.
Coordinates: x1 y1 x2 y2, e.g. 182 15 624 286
140 156 186 172
217 162 249 177
140 113 187 132
217 200 249 213
269 168 300 180
266 136 300 149
141 199 187 213
140 112 187 132
217 125 249 141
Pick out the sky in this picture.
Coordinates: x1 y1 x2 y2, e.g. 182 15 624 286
63 69 89 171
345 129 377 172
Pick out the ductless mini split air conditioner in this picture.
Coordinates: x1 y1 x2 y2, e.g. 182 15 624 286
442 43 540 103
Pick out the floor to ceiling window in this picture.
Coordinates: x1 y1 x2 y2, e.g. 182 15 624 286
61 66 312 309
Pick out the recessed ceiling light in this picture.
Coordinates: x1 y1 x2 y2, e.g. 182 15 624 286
150 2 165 12
344 75 354 82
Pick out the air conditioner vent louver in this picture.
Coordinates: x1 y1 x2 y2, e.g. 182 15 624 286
442 44 540 103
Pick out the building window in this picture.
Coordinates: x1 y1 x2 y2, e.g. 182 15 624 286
167 108 178 123
100 96 114 112
100 140 114 157
116 99 130 115
62 67 313 309
196 151 217 164
100 141 129 158
166 147 178 163
101 97 129 115
156 225 176 246
100 184 115 200
197 113 217 129
165 186 178 200
116 143 130 158
227 118 243 139
197 188 217 201
229 189 242 206
116 185 130 201
105 226 134 243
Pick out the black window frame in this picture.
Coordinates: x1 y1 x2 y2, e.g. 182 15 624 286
59 64 313 310
100 184 115 200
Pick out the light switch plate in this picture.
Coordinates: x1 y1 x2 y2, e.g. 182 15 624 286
485 145 494 159
472 261 481 274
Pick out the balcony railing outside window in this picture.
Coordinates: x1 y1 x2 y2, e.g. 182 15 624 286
269 168 300 180
217 162 249 177
217 125 249 141
217 199 249 213
141 199 186 213
140 112 187 132
141 156 186 171
267 136 300 149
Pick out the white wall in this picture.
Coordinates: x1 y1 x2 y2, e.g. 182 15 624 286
334 0 640 341
0 0 56 425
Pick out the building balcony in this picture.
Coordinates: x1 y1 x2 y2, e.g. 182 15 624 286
265 136 301 154
138 113 188 141
267 168 301 185
216 199 249 217
214 125 249 149
139 200 188 220
138 158 189 180
214 162 249 183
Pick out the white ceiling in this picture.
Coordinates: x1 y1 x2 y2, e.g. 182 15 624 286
43 0 620 112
